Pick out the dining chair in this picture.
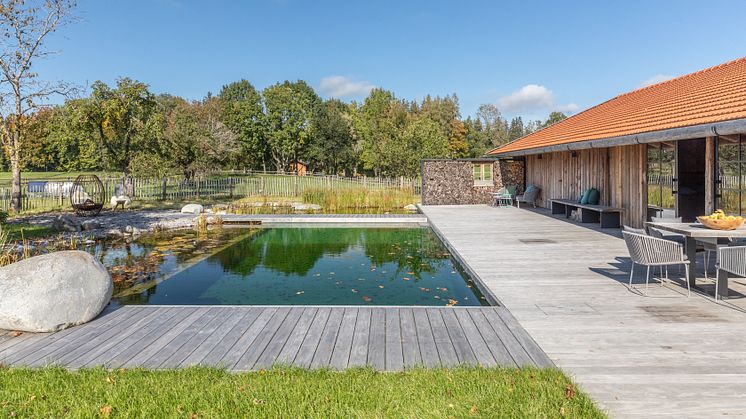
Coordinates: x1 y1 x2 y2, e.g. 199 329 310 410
622 231 691 297
714 246 746 300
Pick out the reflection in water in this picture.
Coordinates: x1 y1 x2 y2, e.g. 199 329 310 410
110 227 488 307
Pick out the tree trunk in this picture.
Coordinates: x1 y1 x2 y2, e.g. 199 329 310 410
10 130 22 212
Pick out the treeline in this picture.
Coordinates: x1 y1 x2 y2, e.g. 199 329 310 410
14 78 567 178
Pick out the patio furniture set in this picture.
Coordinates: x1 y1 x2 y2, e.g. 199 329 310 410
491 184 540 208
623 221 746 300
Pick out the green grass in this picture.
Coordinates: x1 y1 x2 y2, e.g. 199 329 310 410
0 171 120 183
2 223 54 241
0 366 604 418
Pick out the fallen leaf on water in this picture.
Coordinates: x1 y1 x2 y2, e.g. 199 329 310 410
362 296 372 302
407 272 414 275
351 289 358 293
437 287 448 292
419 287 430 292
447 299 459 307
295 291 304 295
403 277 410 281
378 285 384 289
434 296 441 299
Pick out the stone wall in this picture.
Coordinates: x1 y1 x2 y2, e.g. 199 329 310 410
421 159 525 205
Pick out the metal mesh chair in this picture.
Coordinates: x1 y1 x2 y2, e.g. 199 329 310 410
623 231 691 296
715 246 746 300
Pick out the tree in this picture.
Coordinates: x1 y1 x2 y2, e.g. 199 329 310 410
448 119 469 158
352 88 407 176
262 80 320 171
543 111 567 128
308 99 356 175
508 117 525 141
73 78 160 174
218 80 266 170
476 103 509 146
0 0 76 211
160 97 199 178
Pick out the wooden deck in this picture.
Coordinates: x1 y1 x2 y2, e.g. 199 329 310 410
421 205 746 418
0 306 550 371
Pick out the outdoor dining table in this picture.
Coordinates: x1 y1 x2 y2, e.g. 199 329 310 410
646 222 746 299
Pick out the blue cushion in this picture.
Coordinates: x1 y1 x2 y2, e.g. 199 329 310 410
588 188 600 205
580 189 591 205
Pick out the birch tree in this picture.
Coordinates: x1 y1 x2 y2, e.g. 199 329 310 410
0 0 76 211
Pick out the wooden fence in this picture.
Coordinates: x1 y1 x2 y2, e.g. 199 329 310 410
0 172 422 213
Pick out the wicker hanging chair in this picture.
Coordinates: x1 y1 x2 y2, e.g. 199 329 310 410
70 174 105 216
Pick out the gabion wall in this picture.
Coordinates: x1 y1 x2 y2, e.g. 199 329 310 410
421 159 525 205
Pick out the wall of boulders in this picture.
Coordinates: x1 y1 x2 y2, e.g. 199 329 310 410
421 159 525 205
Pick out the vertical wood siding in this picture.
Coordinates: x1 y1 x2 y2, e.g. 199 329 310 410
525 145 648 227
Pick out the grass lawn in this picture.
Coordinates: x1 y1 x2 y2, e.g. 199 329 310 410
0 171 120 183
0 367 604 418
2 223 55 241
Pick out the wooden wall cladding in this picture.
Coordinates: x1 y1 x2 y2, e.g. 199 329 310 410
525 144 647 227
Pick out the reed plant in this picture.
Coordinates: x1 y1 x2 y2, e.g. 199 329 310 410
301 187 417 211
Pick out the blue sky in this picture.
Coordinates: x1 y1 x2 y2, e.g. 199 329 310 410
37 0 746 120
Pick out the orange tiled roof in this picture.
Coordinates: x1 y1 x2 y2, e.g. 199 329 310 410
489 57 746 155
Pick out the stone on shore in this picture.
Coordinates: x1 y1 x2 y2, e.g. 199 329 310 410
0 251 112 332
180 204 204 214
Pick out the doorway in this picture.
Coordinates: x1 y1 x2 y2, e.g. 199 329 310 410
676 138 706 222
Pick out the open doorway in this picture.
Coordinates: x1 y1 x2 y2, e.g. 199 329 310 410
676 138 706 222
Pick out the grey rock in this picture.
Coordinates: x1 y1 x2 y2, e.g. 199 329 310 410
404 204 418 211
292 203 322 211
80 220 102 231
180 204 204 214
0 251 112 332
52 214 80 232
123 225 142 236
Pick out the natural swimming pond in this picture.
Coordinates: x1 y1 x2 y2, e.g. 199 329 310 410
96 226 489 307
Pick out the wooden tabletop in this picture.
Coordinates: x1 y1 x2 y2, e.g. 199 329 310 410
646 222 746 238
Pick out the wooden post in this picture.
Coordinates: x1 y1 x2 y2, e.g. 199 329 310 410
705 136 716 214
161 177 167 201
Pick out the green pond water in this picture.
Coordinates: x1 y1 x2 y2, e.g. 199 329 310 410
100 227 488 306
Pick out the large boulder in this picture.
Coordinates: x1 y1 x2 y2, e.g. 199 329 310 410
0 251 112 332
180 204 204 214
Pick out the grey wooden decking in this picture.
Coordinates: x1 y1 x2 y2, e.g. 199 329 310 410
422 205 746 418
0 306 550 371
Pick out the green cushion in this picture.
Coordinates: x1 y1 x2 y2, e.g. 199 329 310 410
506 185 517 197
588 188 600 205
525 185 535 194
579 189 591 205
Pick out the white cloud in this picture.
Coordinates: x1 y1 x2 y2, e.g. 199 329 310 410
319 76 375 98
496 84 579 115
554 102 580 114
639 74 674 88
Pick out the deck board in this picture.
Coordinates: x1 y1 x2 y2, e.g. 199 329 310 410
0 305 544 371
421 204 746 417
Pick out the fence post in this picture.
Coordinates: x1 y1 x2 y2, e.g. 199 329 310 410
161 177 167 200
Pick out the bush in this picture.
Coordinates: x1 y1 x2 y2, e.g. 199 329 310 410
0 210 8 224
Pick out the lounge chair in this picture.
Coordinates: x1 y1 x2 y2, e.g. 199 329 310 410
516 185 540 208
622 231 690 297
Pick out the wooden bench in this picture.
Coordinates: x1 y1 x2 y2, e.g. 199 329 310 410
549 199 624 228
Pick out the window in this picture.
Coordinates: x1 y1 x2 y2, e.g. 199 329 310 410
717 134 746 215
647 142 675 217
473 163 493 186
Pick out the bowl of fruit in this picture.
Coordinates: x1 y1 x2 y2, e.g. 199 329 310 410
697 210 746 230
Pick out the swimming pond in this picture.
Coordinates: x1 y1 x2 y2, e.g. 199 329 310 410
104 227 489 307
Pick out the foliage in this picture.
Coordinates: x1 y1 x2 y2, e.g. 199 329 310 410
218 80 266 170
301 186 417 211
308 99 357 175
12 74 568 179
0 367 605 418
71 78 161 174
262 80 321 172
